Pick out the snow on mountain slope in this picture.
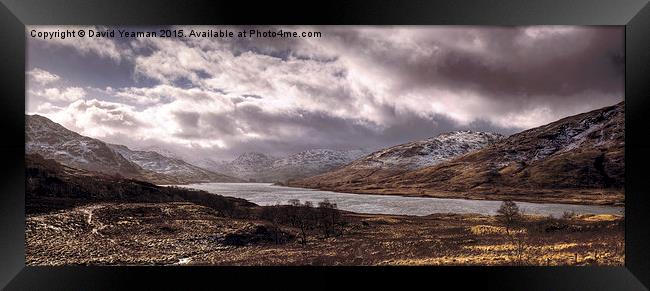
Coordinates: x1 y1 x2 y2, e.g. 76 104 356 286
26 114 240 184
287 131 504 188
108 144 242 183
215 152 275 181
26 114 142 177
272 149 365 170
349 131 504 170
215 149 368 182
289 102 624 205
380 101 625 194
135 145 185 160
265 149 367 182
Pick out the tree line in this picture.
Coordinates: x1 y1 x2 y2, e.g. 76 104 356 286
260 198 345 245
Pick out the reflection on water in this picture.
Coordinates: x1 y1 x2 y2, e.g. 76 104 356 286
177 183 623 217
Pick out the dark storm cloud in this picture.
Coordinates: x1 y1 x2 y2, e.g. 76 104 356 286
433 28 623 99
319 26 623 109
223 26 624 102
173 111 200 128
201 112 239 136
181 102 521 158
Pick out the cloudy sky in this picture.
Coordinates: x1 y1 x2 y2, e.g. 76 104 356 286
26 26 624 161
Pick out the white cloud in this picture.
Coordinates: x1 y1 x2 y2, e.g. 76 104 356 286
43 99 143 138
27 67 60 85
30 87 86 102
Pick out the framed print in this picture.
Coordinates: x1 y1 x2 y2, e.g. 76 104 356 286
1 0 649 289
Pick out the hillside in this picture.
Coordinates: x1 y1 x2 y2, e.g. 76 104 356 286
25 153 254 214
108 144 242 183
288 131 503 187
26 114 143 177
214 149 367 182
26 114 240 184
289 102 625 205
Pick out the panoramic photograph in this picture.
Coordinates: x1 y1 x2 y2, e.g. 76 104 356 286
25 25 624 266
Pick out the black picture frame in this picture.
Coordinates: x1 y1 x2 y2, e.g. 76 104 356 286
1 0 649 289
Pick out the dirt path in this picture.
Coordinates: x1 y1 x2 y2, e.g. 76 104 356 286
80 204 107 235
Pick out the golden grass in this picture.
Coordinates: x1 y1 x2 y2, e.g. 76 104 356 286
382 243 624 266
577 214 621 222
362 217 402 224
465 242 578 252
468 225 526 235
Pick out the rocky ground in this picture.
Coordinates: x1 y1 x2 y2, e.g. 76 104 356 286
26 202 624 266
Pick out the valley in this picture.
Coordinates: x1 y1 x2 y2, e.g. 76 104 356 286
25 151 624 266
25 102 626 206
23 25 627 268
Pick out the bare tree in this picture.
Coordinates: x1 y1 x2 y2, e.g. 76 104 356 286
512 232 528 265
296 201 314 245
260 203 283 244
317 199 341 237
496 200 521 235
496 201 530 265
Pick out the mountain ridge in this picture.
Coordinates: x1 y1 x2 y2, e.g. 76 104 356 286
287 130 505 187
25 114 241 184
210 149 368 182
287 102 625 205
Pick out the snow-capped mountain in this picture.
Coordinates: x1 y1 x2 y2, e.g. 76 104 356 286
135 145 185 160
25 115 240 184
214 149 368 182
273 149 366 170
266 149 367 182
288 131 503 188
26 114 142 177
213 152 275 181
108 144 242 183
395 101 626 190
349 131 504 170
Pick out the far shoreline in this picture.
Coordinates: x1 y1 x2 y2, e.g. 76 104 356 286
171 182 625 211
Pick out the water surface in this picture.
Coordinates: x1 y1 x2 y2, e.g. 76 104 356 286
178 183 623 217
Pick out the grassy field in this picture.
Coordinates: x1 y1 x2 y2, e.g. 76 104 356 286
26 202 624 266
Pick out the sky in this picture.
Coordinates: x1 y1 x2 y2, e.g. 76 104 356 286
26 26 624 161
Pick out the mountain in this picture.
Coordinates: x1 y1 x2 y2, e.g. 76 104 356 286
108 144 242 183
213 152 275 182
214 149 367 182
135 145 185 160
26 114 143 177
392 101 625 192
347 131 503 170
266 149 367 182
289 102 625 205
288 131 503 188
26 115 241 184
